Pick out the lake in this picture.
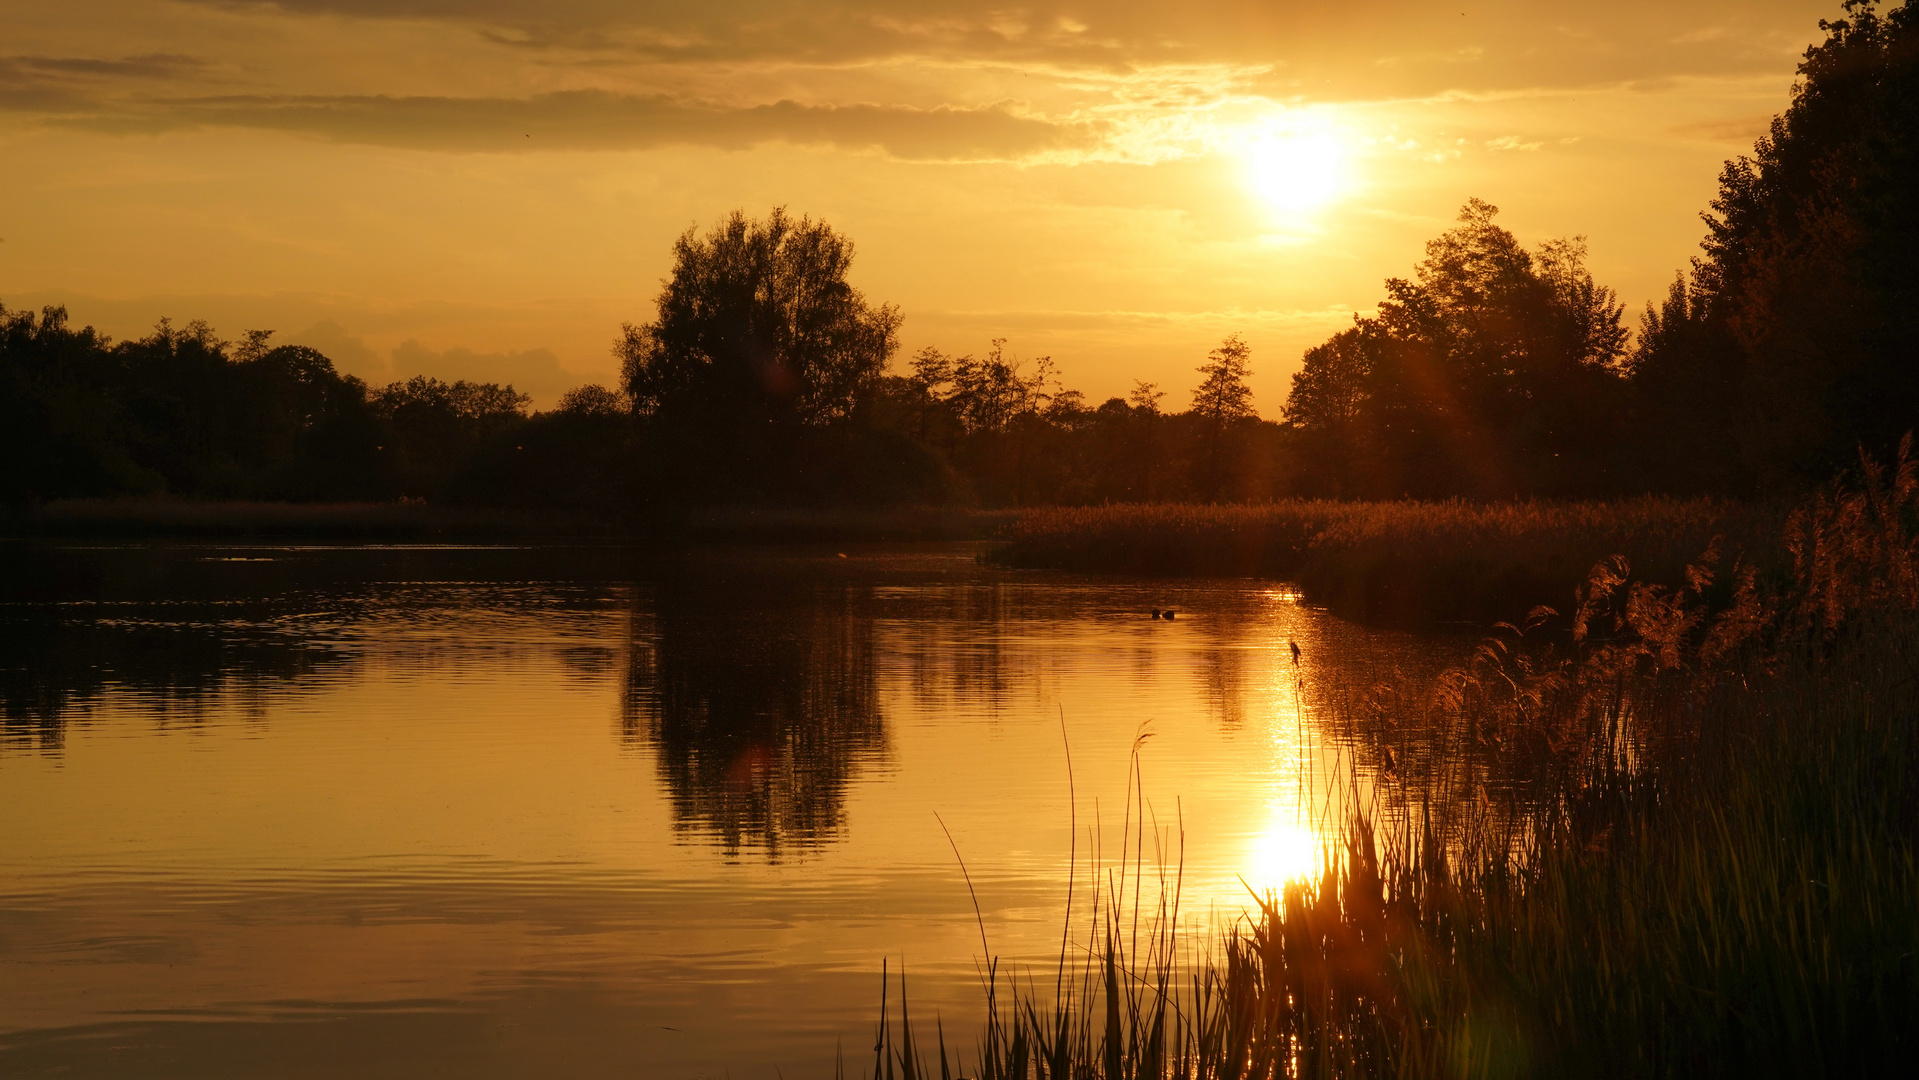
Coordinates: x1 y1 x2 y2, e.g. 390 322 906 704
0 542 1467 1079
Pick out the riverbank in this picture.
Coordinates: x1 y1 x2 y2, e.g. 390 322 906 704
889 460 1919 1079
10 496 1792 631
993 498 1787 625
1 498 1016 544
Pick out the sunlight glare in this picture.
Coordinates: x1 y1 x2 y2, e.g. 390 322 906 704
1245 817 1323 893
1237 120 1353 217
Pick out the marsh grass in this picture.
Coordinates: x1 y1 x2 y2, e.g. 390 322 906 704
994 498 1785 625
873 447 1919 1078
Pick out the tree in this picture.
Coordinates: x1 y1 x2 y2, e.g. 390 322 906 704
1123 380 1168 500
618 208 901 430
1191 335 1256 499
1191 335 1256 425
555 383 628 416
949 338 1046 434
1285 327 1372 433
0 303 133 500
372 375 531 490
1630 0 1919 489
1280 200 1630 497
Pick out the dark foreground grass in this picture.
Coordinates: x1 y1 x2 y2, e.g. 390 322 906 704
874 453 1919 1079
993 499 1786 626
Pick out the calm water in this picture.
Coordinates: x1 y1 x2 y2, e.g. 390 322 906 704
0 542 1466 1079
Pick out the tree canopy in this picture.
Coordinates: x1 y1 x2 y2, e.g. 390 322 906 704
1281 200 1628 497
618 208 901 430
1629 0 1919 490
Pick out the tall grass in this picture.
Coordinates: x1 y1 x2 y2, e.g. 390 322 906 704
875 447 1919 1078
994 498 1783 625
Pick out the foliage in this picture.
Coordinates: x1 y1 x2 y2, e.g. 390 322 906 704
617 207 901 429
1283 201 1629 498
554 383 628 416
0 302 533 504
1190 335 1256 426
1628 0 1919 491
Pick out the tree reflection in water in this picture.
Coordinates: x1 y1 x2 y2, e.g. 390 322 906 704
620 561 888 859
0 607 348 752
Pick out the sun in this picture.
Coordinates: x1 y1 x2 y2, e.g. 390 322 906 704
1238 121 1353 216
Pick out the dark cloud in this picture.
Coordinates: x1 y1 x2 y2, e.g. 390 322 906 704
90 88 1095 159
0 53 209 114
6 54 206 80
180 1 1819 91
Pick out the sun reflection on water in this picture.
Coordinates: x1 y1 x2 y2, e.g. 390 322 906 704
1244 813 1325 895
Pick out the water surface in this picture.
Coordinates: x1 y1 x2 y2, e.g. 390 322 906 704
0 543 1466 1078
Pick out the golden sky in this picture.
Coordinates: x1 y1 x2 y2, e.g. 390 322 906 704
1 1 1830 406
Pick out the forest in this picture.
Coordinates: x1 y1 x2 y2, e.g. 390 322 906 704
3 2 1912 517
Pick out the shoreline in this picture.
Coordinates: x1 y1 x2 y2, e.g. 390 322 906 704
0 498 1019 545
6 496 1788 629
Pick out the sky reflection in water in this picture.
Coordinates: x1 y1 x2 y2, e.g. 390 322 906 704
0 543 1465 1078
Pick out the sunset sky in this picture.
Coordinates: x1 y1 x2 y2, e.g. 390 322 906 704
2 1 1833 407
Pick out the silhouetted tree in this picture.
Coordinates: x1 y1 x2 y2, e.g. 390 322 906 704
0 304 139 500
615 208 904 503
1282 201 1628 497
1191 334 1257 499
1629 0 1919 489
372 375 531 494
554 383 628 416
618 208 900 430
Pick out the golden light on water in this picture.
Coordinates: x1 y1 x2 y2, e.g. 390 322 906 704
1244 813 1325 894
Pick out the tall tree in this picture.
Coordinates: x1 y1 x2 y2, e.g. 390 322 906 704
1191 335 1256 426
1632 0 1919 489
618 208 901 431
1282 201 1628 497
1191 335 1256 499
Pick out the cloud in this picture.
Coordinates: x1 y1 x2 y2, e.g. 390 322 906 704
4 53 206 80
1671 115 1773 145
70 88 1098 160
193 2 1147 66
284 319 386 382
1484 134 1543 151
0 53 209 114
177 1 1820 90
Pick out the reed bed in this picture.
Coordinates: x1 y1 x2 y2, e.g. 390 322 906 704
993 498 1784 625
874 448 1919 1078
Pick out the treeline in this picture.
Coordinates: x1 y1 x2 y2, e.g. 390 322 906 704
1288 1 1918 497
0 313 537 504
4 0 1912 513
0 219 1289 512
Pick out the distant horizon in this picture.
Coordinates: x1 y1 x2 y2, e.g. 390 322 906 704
1 0 1833 408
